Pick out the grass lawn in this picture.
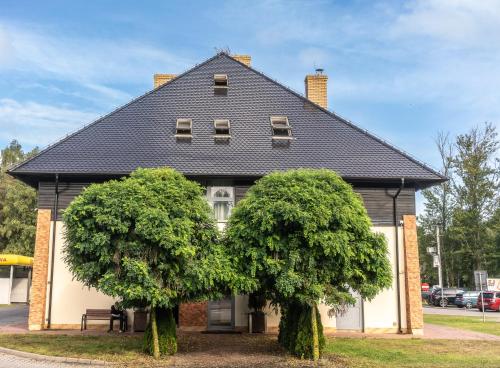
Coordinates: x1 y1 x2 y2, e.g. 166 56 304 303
424 314 500 336
0 333 500 367
325 338 500 368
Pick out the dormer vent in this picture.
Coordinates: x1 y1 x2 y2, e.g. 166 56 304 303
175 118 193 138
214 119 231 139
214 74 228 88
270 116 292 140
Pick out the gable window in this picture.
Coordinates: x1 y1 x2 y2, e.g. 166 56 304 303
175 118 192 138
270 116 292 139
208 187 234 230
214 74 228 88
214 119 231 139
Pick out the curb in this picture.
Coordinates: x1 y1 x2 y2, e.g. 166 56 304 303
0 346 113 365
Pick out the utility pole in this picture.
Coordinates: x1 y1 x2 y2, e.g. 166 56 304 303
436 225 444 307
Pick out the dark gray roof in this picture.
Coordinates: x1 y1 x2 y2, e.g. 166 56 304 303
9 53 445 186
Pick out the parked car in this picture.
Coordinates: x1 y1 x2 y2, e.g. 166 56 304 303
455 291 480 309
477 291 500 311
430 288 464 307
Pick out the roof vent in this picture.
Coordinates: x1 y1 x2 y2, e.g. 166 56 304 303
175 119 193 139
214 74 228 89
270 116 292 140
214 119 231 139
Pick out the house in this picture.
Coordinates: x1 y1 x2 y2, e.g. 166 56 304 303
8 52 445 334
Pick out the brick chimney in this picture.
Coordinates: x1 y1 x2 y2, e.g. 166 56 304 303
232 54 251 67
154 74 177 88
305 69 328 109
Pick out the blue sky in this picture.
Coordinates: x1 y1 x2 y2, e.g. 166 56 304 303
1 0 499 205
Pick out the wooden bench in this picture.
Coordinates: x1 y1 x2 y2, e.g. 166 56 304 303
81 309 111 331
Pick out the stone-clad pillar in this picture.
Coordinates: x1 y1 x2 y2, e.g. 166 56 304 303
28 209 51 331
403 215 424 335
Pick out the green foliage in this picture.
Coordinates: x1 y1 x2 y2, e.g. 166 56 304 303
226 168 392 306
226 169 392 359
0 140 39 256
64 168 235 355
64 168 232 308
143 308 177 356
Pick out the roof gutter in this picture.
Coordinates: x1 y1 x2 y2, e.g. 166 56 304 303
388 178 405 334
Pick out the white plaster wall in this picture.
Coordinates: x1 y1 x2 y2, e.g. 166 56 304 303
47 222 117 325
11 278 29 303
363 226 407 331
0 278 10 304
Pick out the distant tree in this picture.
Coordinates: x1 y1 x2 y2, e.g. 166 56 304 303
0 140 39 256
418 133 456 286
64 168 236 358
449 123 499 284
225 169 392 360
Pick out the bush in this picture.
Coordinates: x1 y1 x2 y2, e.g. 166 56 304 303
143 308 177 356
278 301 325 359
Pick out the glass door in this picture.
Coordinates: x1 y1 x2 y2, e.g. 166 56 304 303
207 297 234 330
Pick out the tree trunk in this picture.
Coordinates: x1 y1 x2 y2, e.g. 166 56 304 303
151 306 160 359
311 302 320 361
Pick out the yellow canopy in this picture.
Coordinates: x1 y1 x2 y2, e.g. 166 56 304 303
0 254 33 266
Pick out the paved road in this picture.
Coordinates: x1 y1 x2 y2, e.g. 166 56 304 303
0 353 100 368
423 305 500 319
0 304 28 325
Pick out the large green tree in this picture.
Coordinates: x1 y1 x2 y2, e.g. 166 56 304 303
64 168 237 358
449 123 499 283
420 123 500 287
0 140 39 256
225 169 392 360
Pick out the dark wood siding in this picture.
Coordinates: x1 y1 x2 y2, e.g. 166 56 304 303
38 182 91 219
38 181 415 224
355 187 415 226
235 186 251 204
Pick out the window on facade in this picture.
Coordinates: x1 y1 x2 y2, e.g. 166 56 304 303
209 187 233 223
270 116 292 139
175 118 192 138
214 74 228 88
214 119 230 138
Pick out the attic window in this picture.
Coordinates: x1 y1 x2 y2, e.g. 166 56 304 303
270 116 292 139
214 74 228 88
214 119 231 139
175 118 192 138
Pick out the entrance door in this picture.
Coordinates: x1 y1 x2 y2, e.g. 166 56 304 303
207 297 234 330
335 293 363 331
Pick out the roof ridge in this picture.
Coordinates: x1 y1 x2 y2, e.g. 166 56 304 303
223 54 446 181
8 53 223 174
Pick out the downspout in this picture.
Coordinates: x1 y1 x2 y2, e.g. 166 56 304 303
46 173 59 329
388 178 405 334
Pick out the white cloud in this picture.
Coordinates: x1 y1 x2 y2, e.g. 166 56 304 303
0 98 99 146
0 22 191 105
391 0 500 47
